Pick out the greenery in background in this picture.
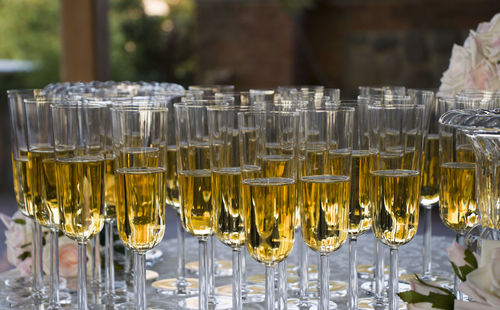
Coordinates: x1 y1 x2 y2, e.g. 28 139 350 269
109 0 196 85
0 0 60 89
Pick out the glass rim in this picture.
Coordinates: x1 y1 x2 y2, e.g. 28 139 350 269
368 103 424 110
7 89 44 97
110 105 168 112
206 105 262 112
298 106 355 113
51 102 108 109
237 110 299 117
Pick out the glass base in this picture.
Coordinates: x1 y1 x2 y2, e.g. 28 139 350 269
179 295 233 310
186 260 232 277
4 276 30 289
286 297 337 310
152 277 199 296
399 273 452 288
358 297 406 309
305 280 348 299
357 264 407 280
215 283 265 303
359 280 411 296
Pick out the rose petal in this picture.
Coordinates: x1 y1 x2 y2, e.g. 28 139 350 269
480 240 500 267
454 300 499 310
446 241 467 267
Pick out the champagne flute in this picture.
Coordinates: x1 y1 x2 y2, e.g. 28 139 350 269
110 105 168 310
299 107 354 310
25 95 75 309
207 105 259 310
238 110 299 310
6 89 41 305
368 101 424 310
52 101 106 310
154 91 199 297
188 86 234 306
175 97 233 310
333 100 371 310
438 104 480 298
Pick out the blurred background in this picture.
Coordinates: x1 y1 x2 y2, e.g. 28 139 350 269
0 0 498 257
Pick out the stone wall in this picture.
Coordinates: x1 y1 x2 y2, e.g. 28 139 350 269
195 0 500 96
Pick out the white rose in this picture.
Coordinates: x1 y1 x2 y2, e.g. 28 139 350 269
0 212 33 267
438 44 470 95
404 279 445 309
454 300 499 310
464 58 498 91
458 240 500 307
43 235 93 278
474 13 500 61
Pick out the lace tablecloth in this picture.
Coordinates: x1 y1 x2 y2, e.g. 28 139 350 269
0 232 455 309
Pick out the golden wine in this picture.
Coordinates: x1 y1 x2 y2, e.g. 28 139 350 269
56 157 105 241
300 175 350 252
166 146 180 211
439 162 478 233
116 167 166 252
456 144 475 163
212 167 245 248
349 151 372 235
421 134 439 205
104 156 116 220
118 147 161 168
242 177 296 266
327 149 351 176
178 169 213 237
260 154 294 178
188 143 210 170
12 155 31 217
371 169 420 246
28 148 59 228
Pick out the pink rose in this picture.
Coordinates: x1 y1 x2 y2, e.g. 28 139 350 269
17 257 32 277
43 236 92 278
465 59 498 91
446 241 468 267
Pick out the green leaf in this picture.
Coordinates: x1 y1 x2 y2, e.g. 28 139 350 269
17 251 31 261
398 290 455 310
13 219 26 225
464 249 478 269
58 230 64 237
415 275 455 297
458 264 475 280
20 242 31 249
450 261 466 281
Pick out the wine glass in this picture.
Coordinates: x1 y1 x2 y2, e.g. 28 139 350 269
152 91 199 297
25 95 74 309
110 105 168 310
207 105 261 310
175 97 233 310
299 107 354 310
52 100 106 310
438 105 481 298
6 89 42 306
238 110 299 310
332 99 372 310
368 101 424 310
187 86 234 306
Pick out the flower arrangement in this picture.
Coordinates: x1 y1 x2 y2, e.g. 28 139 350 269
438 13 500 96
399 240 500 309
0 211 91 278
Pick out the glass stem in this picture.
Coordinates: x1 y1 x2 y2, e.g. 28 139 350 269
77 242 88 310
265 265 275 310
422 205 433 279
199 238 208 310
32 221 43 300
208 234 216 304
232 248 242 310
455 233 465 300
348 235 358 310
241 247 248 299
298 231 309 304
389 247 399 310
104 220 115 298
135 253 146 310
176 217 187 293
91 236 101 290
49 229 60 307
278 261 287 310
319 253 329 310
375 240 385 300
